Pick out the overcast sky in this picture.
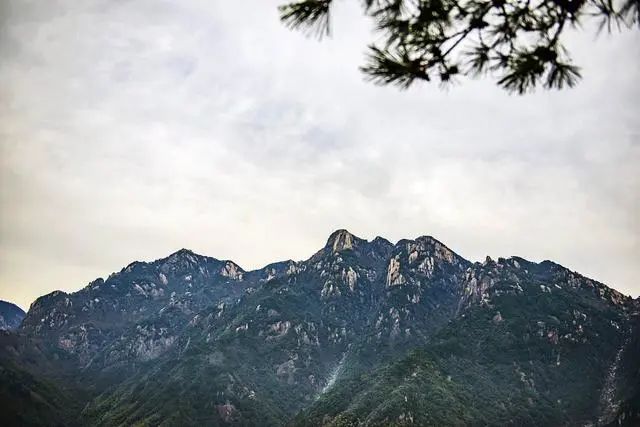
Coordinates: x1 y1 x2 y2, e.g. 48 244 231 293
1 0 638 310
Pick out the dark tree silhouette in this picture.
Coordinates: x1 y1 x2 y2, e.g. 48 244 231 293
279 0 638 93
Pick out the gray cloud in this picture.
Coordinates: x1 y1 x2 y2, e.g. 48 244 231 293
0 0 638 310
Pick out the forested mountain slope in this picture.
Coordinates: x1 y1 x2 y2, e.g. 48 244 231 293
1 230 637 426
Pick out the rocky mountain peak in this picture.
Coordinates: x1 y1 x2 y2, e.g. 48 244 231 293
156 248 218 275
165 248 204 262
372 236 392 247
0 300 26 331
28 290 68 311
220 260 244 280
325 229 364 253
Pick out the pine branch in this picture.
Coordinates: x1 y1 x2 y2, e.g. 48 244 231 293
279 0 333 38
278 0 637 93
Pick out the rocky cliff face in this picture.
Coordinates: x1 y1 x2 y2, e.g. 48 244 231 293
3 230 639 426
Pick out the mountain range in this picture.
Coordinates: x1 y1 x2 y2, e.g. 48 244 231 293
1 230 638 426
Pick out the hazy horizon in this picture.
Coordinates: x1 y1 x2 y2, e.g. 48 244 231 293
1 0 638 311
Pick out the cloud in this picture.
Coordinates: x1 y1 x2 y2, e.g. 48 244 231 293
0 0 638 309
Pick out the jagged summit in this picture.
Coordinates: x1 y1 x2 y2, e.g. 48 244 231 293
163 248 211 262
173 248 198 256
155 249 245 277
324 229 366 253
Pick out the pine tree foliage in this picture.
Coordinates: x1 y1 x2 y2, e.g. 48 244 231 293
278 0 638 93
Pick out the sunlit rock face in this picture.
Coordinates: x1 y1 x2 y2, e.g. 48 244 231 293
6 230 639 426
327 229 359 253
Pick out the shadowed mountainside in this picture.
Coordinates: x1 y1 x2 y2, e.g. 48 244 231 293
0 301 25 331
